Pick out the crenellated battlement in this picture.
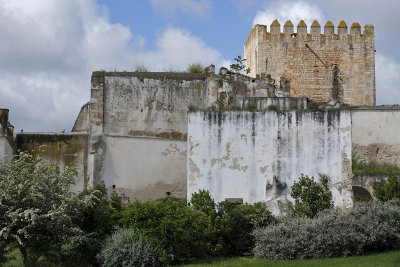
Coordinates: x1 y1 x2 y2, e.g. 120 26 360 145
244 19 375 106
245 19 374 47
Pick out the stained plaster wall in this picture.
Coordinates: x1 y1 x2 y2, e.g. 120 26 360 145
244 22 375 106
0 109 14 160
187 110 353 214
351 108 400 166
88 72 215 200
102 136 187 200
16 133 89 192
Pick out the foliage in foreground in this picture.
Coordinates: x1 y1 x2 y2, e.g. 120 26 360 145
190 190 277 257
289 174 333 218
253 201 400 260
97 227 165 267
119 191 276 264
0 152 80 266
373 175 400 201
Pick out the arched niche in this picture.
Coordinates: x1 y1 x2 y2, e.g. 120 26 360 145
352 186 372 202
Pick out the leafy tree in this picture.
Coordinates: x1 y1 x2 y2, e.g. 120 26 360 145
373 175 400 202
187 63 204 73
0 152 80 266
63 182 123 265
215 201 276 256
290 174 333 218
230 55 250 75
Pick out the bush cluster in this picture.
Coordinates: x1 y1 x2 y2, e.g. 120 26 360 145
118 191 276 264
253 201 400 260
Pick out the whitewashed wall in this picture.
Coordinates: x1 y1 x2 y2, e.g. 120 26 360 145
188 110 353 214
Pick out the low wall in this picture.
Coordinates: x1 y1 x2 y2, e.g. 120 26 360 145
351 108 400 166
188 110 353 214
100 135 187 201
16 133 89 192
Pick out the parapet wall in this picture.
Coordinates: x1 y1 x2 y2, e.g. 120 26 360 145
244 20 375 106
187 110 353 214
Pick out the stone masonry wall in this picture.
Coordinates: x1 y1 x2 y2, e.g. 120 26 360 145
244 20 375 106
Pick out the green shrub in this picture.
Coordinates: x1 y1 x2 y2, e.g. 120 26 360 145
217 92 227 109
189 189 216 216
267 104 279 111
187 63 204 73
246 104 257 112
134 64 149 72
97 227 165 267
253 201 400 260
373 175 400 201
119 197 212 264
290 174 333 218
63 182 123 265
307 101 321 110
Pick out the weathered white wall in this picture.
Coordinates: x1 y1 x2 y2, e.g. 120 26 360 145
188 110 353 214
352 109 400 166
102 136 187 200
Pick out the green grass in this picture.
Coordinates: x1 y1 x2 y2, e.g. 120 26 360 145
183 250 400 267
353 161 400 175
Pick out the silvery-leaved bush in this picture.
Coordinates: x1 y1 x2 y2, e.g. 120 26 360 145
253 201 400 260
97 227 165 267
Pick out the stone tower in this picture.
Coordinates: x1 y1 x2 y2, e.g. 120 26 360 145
244 20 375 106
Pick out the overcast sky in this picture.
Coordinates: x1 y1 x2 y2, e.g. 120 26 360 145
1 0 399 132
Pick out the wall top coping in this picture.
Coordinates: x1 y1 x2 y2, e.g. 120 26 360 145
92 71 210 81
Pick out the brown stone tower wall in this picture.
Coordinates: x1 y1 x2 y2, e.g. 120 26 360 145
244 20 375 106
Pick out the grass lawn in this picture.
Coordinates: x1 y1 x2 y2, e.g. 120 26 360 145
183 250 400 267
